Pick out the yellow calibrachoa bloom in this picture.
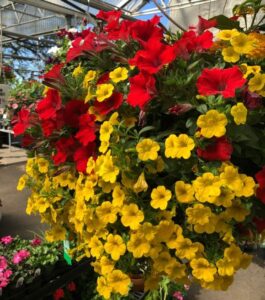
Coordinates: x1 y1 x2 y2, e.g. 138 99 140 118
216 258 235 276
231 33 254 54
216 29 240 40
248 73 265 92
197 110 227 138
107 270 131 296
96 201 118 224
150 185 172 210
186 204 212 225
175 181 194 203
97 276 112 299
89 236 104 258
190 258 217 282
83 70 97 88
109 67 129 83
240 63 261 78
136 138 160 161
235 174 255 197
133 172 148 193
175 238 202 260
222 47 240 63
17 174 28 191
153 251 174 272
100 121 113 142
112 185 125 207
72 63 83 77
100 256 115 275
220 166 243 192
104 234 126 261
96 83 114 102
230 103 247 125
121 204 144 230
127 234 150 258
98 155 119 183
36 157 49 173
165 134 195 159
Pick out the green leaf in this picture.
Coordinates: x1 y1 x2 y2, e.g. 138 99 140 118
212 15 241 30
138 126 156 136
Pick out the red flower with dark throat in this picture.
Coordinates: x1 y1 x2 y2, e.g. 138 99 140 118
75 114 96 146
96 10 122 32
94 92 123 115
127 72 157 109
12 109 30 136
36 89 62 120
255 167 265 205
74 143 96 173
197 137 233 161
53 136 77 165
196 66 246 98
64 100 89 128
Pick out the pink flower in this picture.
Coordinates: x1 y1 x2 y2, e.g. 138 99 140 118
0 257 7 271
31 238 42 246
12 250 30 264
0 269 12 288
1 236 13 245
173 291 184 300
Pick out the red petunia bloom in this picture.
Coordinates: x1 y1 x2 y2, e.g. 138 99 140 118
127 72 157 109
22 134 34 147
197 137 233 161
75 114 96 146
129 37 178 74
94 92 123 115
196 16 217 34
64 100 89 128
179 30 213 54
73 143 96 173
36 89 62 120
42 63 65 87
53 288 64 300
107 19 133 41
253 217 265 233
196 66 246 98
96 10 122 32
67 281 76 292
12 109 30 136
53 136 76 165
256 187 265 204
255 167 265 189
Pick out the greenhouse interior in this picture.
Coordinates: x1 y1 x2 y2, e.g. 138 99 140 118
0 0 265 299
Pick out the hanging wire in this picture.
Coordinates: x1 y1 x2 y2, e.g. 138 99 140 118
208 0 212 19
222 0 228 14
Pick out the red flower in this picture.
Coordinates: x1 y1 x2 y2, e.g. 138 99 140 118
180 30 213 54
96 10 122 32
67 281 76 292
12 109 30 136
197 137 233 161
130 16 163 46
53 137 76 165
53 288 64 300
196 16 217 34
253 217 265 233
64 100 89 128
75 114 96 146
36 89 62 120
256 187 265 205
94 92 123 115
129 37 178 74
127 72 157 109
42 64 65 86
73 143 96 173
196 66 246 98
40 110 64 137
255 167 265 189
107 19 133 41
22 134 34 147
168 103 193 115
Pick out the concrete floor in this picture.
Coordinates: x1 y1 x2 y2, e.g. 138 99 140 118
0 150 264 299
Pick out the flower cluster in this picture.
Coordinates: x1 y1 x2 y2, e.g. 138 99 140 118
14 2 265 299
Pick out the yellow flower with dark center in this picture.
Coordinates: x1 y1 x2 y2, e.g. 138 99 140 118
112 185 125 207
83 70 97 88
99 140 109 153
197 110 227 139
107 270 131 296
96 201 117 224
220 166 243 192
99 256 115 275
235 174 255 197
127 234 150 258
72 63 83 77
137 222 156 241
248 73 265 92
109 67 128 83
136 138 160 161
190 258 217 282
240 63 261 78
150 185 172 210
175 181 194 203
230 103 247 125
222 47 240 63
213 188 235 207
88 236 104 258
231 33 254 54
186 204 212 225
104 234 126 261
121 204 144 230
17 174 28 191
223 199 250 222
175 237 201 260
100 121 113 142
216 29 240 40
165 260 186 279
36 197 50 213
45 225 66 242
165 134 195 159
96 84 114 102
153 251 174 272
216 258 235 276
97 276 112 299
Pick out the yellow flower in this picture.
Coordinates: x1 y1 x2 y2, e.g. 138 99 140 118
213 188 235 207
98 153 119 183
190 258 217 282
165 134 195 159
72 63 83 77
136 138 160 161
83 70 97 88
45 225 66 242
235 174 255 197
216 29 240 40
97 276 112 299
121 204 144 230
36 157 49 173
133 172 148 193
153 251 174 272
175 181 194 203
88 236 104 258
109 67 128 83
231 33 254 54
220 166 243 192
150 185 172 210
109 112 119 125
99 140 109 153
230 102 247 125
17 174 28 191
175 238 201 260
216 258 235 276
248 73 265 92
86 157 95 174
224 199 249 222
222 47 240 63
240 63 261 78
104 234 126 261
96 84 114 102
186 204 212 225
137 222 156 241
112 185 125 207
127 234 150 258
165 260 186 280
36 197 50 213
197 110 227 138
100 256 115 275
107 270 131 296
96 201 117 224
100 121 113 142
